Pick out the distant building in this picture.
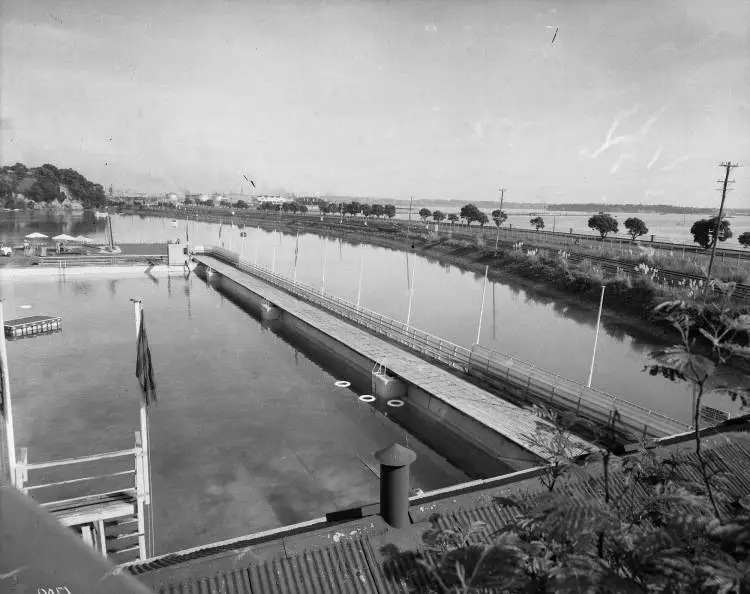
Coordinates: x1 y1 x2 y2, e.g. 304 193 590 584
256 195 288 205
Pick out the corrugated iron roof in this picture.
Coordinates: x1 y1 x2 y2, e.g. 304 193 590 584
132 432 750 594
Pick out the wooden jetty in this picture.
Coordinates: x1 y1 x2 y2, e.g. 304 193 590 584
197 247 691 441
195 251 595 464
4 315 62 338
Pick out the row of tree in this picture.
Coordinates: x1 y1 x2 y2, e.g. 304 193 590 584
587 212 750 248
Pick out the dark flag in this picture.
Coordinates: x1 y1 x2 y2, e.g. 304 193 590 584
136 311 157 406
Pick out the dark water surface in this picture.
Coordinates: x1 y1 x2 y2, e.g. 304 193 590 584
1 211 740 427
1 273 468 554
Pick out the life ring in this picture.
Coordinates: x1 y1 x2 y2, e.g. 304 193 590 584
387 399 405 408
359 395 376 403
334 380 351 388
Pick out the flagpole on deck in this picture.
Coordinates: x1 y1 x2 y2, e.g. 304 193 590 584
321 237 328 294
475 265 489 345
0 301 18 487
356 254 364 308
132 300 154 557
587 285 606 388
293 233 300 284
254 227 260 266
406 255 417 326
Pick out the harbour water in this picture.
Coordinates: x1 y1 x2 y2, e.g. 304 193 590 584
1 273 469 554
1 212 743 435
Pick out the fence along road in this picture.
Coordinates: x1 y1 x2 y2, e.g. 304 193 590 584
200 247 692 441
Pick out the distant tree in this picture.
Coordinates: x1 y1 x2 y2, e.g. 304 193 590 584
318 201 329 214
432 210 446 224
235 200 248 209
205 199 216 207
477 212 489 228
447 213 459 225
492 209 508 227
371 204 385 218
326 203 338 215
691 217 732 249
588 213 619 239
419 207 431 221
460 204 482 225
739 231 750 248
347 201 362 216
624 216 649 240
298 204 308 214
530 216 545 230
281 202 291 212
184 198 195 205
384 204 396 219
361 204 372 218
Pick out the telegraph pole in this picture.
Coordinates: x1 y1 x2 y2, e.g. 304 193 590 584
495 188 506 251
703 161 739 301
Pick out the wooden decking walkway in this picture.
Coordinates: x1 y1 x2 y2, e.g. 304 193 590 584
197 254 592 461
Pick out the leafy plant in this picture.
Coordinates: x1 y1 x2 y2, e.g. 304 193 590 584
530 216 545 230
691 217 732 249
588 213 619 239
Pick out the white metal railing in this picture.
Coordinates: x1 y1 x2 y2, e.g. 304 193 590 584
202 247 692 439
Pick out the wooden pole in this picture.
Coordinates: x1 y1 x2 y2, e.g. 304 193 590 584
133 301 153 557
321 237 327 294
356 254 364 308
0 301 17 487
587 285 606 388
703 162 735 301
406 255 417 326
476 265 489 345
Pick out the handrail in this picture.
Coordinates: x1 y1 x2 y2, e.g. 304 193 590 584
24 469 136 491
203 247 691 436
19 448 138 470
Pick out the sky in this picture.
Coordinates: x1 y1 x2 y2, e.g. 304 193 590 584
1 0 749 206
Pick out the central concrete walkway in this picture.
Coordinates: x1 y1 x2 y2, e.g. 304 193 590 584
197 255 593 464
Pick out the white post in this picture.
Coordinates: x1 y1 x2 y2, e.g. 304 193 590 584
476 265 489 345
133 301 153 557
321 237 327 294
406 255 417 326
587 285 606 388
293 233 299 283
356 254 364 308
254 227 260 266
0 301 17 487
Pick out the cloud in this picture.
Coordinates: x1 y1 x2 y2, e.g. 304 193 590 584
583 104 667 160
646 145 663 170
611 153 633 173
425 24 437 33
661 155 690 171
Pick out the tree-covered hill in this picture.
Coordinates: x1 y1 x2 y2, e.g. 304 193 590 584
0 163 106 208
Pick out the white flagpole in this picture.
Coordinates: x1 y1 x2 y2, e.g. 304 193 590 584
293 233 299 283
321 237 327 294
587 285 606 388
406 255 417 326
0 301 17 487
356 254 364 308
476 265 489 345
254 227 260 266
133 300 153 557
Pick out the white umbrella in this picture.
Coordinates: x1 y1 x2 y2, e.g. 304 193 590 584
25 232 48 239
74 235 94 243
52 234 77 242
